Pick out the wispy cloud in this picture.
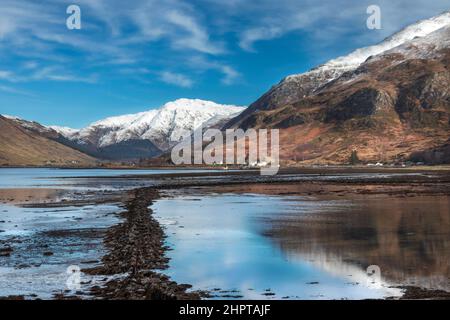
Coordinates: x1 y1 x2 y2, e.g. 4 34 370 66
0 69 21 82
0 84 35 97
0 0 232 88
189 56 241 85
78 0 224 55
239 27 283 52
219 66 240 85
160 71 193 88
30 67 98 84
0 66 97 84
0 70 15 80
165 10 224 54
1 0 449 93
224 0 450 52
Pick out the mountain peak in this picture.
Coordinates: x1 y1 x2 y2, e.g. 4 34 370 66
226 11 450 164
161 98 243 111
287 10 450 83
52 98 245 151
226 11 450 129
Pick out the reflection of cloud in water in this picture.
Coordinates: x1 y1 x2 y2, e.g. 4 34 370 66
283 249 402 296
268 196 450 292
154 193 407 299
0 202 121 298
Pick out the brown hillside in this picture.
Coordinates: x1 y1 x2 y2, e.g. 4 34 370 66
225 27 450 165
0 116 96 167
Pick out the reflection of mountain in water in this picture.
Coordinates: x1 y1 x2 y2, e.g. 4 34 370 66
266 196 450 291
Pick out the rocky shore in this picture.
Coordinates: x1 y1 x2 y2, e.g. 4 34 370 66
76 170 450 300
2 168 450 300
80 187 200 300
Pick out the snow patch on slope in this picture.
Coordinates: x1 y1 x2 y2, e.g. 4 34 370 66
285 11 450 83
1 114 21 120
48 126 79 137
378 24 450 60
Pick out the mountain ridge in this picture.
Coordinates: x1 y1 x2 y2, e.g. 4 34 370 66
3 12 450 166
225 11 450 129
3 98 245 162
0 115 96 167
224 15 450 164
51 98 244 152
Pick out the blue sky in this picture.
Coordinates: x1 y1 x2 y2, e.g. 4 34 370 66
1 0 449 128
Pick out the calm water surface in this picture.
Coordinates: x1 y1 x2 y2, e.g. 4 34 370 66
153 192 450 300
0 168 222 298
1 168 449 299
0 167 221 189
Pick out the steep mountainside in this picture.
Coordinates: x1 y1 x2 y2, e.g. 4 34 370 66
53 98 244 152
226 11 450 130
4 99 244 162
224 12 450 164
0 115 96 167
3 115 161 161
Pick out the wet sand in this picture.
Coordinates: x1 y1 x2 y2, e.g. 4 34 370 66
83 170 450 300
153 183 450 299
1 168 450 299
0 201 121 299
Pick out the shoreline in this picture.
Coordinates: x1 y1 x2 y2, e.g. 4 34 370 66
2 169 450 300
79 187 201 300
1 165 450 173
81 171 450 300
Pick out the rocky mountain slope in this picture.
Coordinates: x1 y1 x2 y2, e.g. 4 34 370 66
225 11 450 164
52 98 244 157
2 115 162 161
0 115 96 167
2 99 244 163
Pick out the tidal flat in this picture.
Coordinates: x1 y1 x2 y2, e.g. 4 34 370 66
1 167 450 299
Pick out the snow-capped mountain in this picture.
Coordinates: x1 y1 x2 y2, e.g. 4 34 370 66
225 11 450 164
305 10 450 78
373 24 450 61
52 98 245 151
226 11 450 128
47 126 79 137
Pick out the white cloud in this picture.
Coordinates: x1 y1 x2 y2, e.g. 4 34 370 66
239 27 283 51
1 0 449 88
166 10 224 54
0 70 19 82
0 16 17 39
160 71 193 88
189 56 241 85
77 0 223 55
31 67 98 83
23 61 38 70
0 66 97 84
220 65 240 85
0 0 230 86
0 70 14 79
226 0 450 52
0 84 35 97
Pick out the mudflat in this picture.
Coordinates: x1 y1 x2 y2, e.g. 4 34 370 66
1 168 450 299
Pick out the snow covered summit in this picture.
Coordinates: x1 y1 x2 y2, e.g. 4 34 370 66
52 98 245 150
